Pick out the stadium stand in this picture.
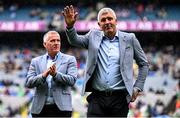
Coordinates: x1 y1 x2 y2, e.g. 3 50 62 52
0 0 179 117
0 1 180 21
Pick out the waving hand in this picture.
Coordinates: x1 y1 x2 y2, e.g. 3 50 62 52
62 5 78 28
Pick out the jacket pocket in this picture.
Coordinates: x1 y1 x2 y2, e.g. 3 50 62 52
62 90 71 95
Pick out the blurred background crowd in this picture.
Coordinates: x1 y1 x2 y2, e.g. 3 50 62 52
0 0 180 117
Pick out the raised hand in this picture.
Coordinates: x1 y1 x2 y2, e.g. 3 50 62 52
62 5 78 28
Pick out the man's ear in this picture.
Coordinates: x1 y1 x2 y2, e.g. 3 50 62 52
115 19 117 25
43 42 46 48
98 22 100 26
98 22 102 31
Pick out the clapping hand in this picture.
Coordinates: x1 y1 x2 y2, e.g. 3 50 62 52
49 63 57 77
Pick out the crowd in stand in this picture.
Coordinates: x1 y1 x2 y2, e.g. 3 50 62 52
0 0 172 21
0 1 168 21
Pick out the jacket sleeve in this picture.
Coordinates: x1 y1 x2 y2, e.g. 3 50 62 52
25 59 46 88
53 56 78 86
66 27 91 49
132 33 149 91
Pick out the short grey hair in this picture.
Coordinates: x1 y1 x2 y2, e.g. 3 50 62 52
97 7 117 22
43 31 60 42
